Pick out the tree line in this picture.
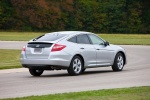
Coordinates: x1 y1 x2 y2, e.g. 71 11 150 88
1 0 150 33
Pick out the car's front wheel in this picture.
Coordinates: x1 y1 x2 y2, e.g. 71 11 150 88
67 56 83 76
29 69 44 76
112 53 124 71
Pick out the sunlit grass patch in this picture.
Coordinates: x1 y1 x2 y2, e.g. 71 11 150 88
0 49 21 69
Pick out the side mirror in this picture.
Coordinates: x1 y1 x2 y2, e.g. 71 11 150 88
104 41 109 46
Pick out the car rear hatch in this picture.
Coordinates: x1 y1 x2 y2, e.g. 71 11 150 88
24 33 68 59
25 42 53 59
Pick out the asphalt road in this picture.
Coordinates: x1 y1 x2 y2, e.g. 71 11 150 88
0 42 150 99
0 41 27 50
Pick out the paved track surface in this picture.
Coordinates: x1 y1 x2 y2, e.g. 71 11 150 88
0 42 150 99
0 41 27 50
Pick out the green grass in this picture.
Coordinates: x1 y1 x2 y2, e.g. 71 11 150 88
0 32 44 41
0 32 150 45
99 34 150 45
2 86 150 100
0 49 21 69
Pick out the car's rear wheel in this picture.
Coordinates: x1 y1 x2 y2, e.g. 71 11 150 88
29 69 44 76
67 56 83 76
82 68 86 73
112 53 124 71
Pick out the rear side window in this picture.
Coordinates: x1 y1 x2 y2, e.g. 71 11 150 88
35 33 67 41
68 36 77 43
77 34 91 44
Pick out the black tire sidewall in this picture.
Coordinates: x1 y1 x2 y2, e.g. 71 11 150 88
82 68 86 73
112 53 124 71
29 69 44 76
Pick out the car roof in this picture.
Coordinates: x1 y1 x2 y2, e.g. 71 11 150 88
47 31 92 36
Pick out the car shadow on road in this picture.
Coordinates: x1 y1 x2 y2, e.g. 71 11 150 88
41 73 69 77
82 70 113 75
35 70 114 78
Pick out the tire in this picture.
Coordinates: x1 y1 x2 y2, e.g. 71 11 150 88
67 56 83 76
82 68 86 73
29 69 44 76
112 53 124 71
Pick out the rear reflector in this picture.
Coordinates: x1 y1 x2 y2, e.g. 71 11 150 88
51 44 66 52
22 46 26 51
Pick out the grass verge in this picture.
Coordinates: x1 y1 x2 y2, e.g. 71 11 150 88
0 49 21 69
0 32 150 45
0 32 44 41
2 86 150 100
99 34 150 45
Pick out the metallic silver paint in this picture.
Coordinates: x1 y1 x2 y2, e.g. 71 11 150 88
20 31 127 70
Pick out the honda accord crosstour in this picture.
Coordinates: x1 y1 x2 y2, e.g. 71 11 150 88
20 31 127 76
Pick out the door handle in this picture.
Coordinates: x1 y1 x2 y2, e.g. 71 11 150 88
80 48 84 49
96 49 100 50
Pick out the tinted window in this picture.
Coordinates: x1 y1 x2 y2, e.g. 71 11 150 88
35 33 67 41
68 36 77 43
88 34 104 45
77 34 91 44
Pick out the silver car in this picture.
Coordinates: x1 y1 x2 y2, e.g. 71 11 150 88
20 31 127 76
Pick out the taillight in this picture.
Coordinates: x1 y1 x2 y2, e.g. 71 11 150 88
51 44 66 52
22 46 26 51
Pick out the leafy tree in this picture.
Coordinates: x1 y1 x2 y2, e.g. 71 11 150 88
0 0 15 30
0 0 150 33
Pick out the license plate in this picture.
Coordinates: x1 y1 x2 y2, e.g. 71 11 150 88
34 48 42 53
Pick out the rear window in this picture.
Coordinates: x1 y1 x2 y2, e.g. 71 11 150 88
35 33 67 41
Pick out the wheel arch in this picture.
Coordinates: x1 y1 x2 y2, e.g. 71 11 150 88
72 54 85 68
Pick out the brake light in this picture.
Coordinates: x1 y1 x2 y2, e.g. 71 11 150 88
51 44 66 52
22 46 26 51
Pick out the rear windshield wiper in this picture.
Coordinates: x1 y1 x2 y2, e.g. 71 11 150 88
33 35 44 41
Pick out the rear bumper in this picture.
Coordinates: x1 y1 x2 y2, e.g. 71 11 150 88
20 58 70 69
20 50 72 70
22 64 68 70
